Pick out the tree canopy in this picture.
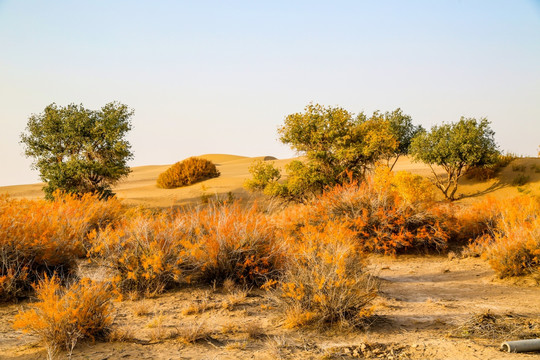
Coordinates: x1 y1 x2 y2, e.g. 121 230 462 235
371 108 423 169
410 117 499 200
245 104 403 202
20 102 134 199
278 103 397 181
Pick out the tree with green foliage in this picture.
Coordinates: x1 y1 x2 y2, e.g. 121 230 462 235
279 103 397 179
410 117 499 200
244 160 281 193
372 108 423 170
245 104 399 202
20 102 134 199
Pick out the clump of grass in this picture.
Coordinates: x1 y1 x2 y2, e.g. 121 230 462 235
147 311 180 342
132 300 151 317
530 164 540 173
222 289 248 311
243 321 265 340
512 173 530 186
512 164 526 172
108 327 136 342
176 320 213 344
181 296 217 315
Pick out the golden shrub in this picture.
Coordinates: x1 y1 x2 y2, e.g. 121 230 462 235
157 157 220 189
0 192 122 301
467 196 540 277
179 202 286 286
13 275 113 359
89 202 285 296
278 221 377 328
88 213 186 296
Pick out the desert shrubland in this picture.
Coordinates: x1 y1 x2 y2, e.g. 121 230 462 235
89 202 286 297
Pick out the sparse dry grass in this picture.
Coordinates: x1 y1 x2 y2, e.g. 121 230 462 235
108 326 136 343
176 319 213 344
132 300 151 317
243 321 265 340
222 289 248 311
450 310 540 340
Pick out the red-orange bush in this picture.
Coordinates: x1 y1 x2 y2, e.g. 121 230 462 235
0 192 122 301
275 169 447 255
443 197 501 245
157 157 220 189
13 275 113 359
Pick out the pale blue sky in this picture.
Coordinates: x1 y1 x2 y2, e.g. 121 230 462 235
1 0 539 186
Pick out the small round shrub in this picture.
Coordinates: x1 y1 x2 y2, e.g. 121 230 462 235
157 157 220 189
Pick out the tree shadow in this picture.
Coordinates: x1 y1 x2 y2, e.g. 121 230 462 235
459 178 508 200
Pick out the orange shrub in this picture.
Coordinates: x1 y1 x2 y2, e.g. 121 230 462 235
467 196 540 277
89 202 285 296
443 197 501 245
0 193 122 301
276 170 448 255
88 213 186 296
157 157 220 189
13 275 113 359
180 202 286 286
277 221 377 328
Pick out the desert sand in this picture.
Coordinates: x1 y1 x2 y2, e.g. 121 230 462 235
2 154 539 206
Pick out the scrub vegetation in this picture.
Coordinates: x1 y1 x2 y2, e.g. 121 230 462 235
4 103 539 359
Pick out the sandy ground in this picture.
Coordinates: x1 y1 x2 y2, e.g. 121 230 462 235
1 155 539 207
2 255 540 359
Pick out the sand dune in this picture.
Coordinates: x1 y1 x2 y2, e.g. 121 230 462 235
1 155 539 207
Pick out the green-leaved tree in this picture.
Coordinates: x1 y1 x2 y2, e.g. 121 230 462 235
371 108 423 170
20 102 134 199
245 104 399 202
410 117 499 200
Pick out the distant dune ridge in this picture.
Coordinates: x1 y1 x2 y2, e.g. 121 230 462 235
1 154 539 207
